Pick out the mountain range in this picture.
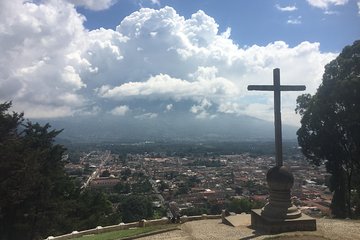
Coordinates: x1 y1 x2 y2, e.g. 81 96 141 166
36 112 299 143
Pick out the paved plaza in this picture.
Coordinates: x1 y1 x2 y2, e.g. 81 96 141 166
138 216 360 240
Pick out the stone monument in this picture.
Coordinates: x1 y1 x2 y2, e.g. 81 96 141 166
248 68 316 233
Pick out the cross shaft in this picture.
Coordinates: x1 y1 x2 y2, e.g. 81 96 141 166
247 68 305 166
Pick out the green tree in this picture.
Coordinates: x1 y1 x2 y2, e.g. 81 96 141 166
180 207 207 216
132 179 152 193
70 189 117 230
225 198 252 214
118 195 153 223
0 102 123 239
0 102 76 239
296 40 360 218
120 168 131 181
113 182 131 194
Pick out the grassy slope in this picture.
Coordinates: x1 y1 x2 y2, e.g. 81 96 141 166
71 225 178 240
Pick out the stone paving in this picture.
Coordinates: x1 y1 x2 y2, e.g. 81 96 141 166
137 216 360 240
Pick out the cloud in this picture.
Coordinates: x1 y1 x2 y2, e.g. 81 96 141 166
165 104 173 111
324 10 339 14
275 4 297 12
149 0 161 6
287 16 302 24
67 0 118 10
242 103 273 122
190 98 215 119
228 41 335 124
0 0 89 118
274 4 301 25
358 1 360 15
0 3 336 125
306 0 348 9
110 105 129 116
138 0 161 8
98 68 239 103
217 102 242 114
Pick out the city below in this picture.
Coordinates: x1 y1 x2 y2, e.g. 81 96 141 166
64 141 332 219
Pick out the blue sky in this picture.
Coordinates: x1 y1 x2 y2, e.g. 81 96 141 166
78 0 360 52
0 0 359 126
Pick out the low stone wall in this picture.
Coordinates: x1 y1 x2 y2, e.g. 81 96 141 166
45 214 221 240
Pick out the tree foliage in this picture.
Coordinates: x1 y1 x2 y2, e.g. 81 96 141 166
0 102 119 239
0 102 75 239
117 195 153 223
225 197 264 214
70 189 117 231
296 40 360 218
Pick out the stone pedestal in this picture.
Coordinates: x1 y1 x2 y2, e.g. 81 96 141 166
251 166 316 233
251 209 316 234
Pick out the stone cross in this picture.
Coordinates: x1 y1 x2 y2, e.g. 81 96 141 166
248 68 305 167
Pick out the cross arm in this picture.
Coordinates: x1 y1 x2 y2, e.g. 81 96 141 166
248 85 274 91
247 85 306 91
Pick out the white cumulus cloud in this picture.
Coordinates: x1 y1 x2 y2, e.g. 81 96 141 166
306 0 349 9
0 3 337 125
98 67 238 103
276 4 298 12
190 98 215 119
110 105 129 116
287 16 302 24
165 104 173 111
67 0 118 10
0 0 89 118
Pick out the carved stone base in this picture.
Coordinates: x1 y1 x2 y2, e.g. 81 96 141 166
262 166 302 220
251 209 316 234
251 166 316 233
261 189 302 220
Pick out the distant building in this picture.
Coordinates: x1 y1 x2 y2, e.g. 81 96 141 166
90 177 120 189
